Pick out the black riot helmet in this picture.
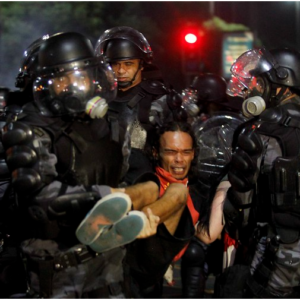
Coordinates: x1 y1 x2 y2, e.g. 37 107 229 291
95 26 153 89
15 34 59 92
94 26 153 64
190 73 242 114
191 73 227 104
267 48 300 89
33 32 117 117
227 48 300 109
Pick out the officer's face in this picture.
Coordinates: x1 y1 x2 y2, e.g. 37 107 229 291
110 59 143 91
155 131 194 180
52 70 91 95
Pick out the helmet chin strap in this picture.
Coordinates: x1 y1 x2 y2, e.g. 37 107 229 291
118 61 142 89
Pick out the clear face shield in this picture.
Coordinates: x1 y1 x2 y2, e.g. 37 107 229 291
33 59 117 117
94 26 152 58
226 49 274 117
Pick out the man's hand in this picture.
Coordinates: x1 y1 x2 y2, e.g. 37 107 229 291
137 208 160 239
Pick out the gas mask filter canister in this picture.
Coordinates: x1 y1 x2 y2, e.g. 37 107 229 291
242 96 266 118
85 96 108 119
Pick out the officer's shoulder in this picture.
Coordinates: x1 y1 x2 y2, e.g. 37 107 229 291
140 79 168 96
259 102 300 123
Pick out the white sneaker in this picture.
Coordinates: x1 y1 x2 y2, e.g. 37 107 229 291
88 211 147 253
76 193 132 245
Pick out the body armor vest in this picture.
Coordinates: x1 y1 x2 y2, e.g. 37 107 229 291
255 102 300 242
53 120 123 187
109 84 159 150
108 81 168 184
19 103 123 188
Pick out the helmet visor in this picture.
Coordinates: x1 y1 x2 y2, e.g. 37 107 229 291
226 75 248 98
230 48 273 88
33 61 117 116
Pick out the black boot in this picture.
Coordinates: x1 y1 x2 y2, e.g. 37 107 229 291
181 238 207 298
181 265 205 298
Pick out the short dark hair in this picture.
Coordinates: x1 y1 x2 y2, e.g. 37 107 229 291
152 121 196 152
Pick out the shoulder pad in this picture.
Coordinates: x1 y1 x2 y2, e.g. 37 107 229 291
259 106 283 123
140 80 168 95
259 103 300 126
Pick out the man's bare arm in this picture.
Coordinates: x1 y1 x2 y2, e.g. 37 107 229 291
196 181 231 244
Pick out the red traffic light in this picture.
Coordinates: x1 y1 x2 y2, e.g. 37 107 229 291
185 33 197 44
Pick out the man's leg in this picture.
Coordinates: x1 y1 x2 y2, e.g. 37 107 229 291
121 181 159 210
82 181 188 252
124 182 188 235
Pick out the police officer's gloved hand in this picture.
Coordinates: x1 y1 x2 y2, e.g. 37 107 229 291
48 191 100 226
1 121 57 197
228 124 263 192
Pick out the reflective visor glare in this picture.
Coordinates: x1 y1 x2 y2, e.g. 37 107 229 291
230 50 261 79
50 70 92 95
226 75 247 97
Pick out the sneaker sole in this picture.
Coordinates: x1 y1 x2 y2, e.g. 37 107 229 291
76 192 132 245
89 211 147 253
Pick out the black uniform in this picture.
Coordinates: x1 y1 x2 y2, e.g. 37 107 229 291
109 80 172 185
1 102 125 298
0 89 33 298
226 100 300 298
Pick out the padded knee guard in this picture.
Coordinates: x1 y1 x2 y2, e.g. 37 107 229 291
181 238 207 268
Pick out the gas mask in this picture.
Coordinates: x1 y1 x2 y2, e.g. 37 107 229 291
226 48 293 118
181 88 199 117
33 63 117 117
48 87 108 119
227 75 268 118
241 76 268 118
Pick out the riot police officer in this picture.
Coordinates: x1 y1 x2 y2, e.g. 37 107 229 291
94 26 180 185
1 32 139 298
0 34 55 298
225 47 300 298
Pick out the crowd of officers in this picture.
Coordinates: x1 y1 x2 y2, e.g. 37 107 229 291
1 26 300 298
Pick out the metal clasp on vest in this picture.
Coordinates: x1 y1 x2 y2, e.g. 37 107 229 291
282 116 291 127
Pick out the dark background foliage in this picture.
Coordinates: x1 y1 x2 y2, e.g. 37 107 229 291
0 1 298 91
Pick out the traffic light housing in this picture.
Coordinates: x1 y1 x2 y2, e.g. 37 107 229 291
181 29 203 74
